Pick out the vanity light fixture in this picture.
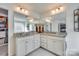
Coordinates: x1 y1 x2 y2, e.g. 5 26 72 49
51 6 64 15
16 6 29 15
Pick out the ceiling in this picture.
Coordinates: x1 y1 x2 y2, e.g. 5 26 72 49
14 3 65 16
12 3 66 24
0 3 67 24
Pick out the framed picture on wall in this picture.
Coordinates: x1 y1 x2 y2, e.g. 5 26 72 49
74 9 79 32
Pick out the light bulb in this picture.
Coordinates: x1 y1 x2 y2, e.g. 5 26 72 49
16 7 20 10
51 10 55 15
21 8 25 12
60 6 63 10
56 8 59 12
25 10 29 15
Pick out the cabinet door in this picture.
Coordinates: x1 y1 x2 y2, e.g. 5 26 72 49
16 38 26 56
26 36 34 54
53 39 64 55
47 38 55 52
34 34 40 49
47 36 64 55
24 37 29 55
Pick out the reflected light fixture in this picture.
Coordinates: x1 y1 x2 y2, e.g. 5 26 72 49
29 19 33 22
46 19 51 22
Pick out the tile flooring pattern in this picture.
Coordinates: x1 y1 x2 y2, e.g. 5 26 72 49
0 45 8 56
27 48 55 56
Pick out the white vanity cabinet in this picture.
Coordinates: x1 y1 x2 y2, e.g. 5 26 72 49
16 33 64 56
40 35 64 56
47 36 64 55
16 34 40 56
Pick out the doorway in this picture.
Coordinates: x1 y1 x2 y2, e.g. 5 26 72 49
0 8 8 56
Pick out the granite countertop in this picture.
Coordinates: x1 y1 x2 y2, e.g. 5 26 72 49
41 32 66 37
13 32 38 37
13 32 66 38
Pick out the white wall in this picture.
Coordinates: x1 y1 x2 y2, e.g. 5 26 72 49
8 9 14 56
66 4 79 55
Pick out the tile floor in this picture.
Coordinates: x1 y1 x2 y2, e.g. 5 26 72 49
0 45 8 56
27 48 55 56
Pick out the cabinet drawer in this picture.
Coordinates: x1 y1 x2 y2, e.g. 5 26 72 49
41 43 47 48
40 35 47 38
41 38 47 42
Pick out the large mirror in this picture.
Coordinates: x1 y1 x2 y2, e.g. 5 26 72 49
13 12 36 33
13 10 66 33
74 9 79 32
44 11 66 33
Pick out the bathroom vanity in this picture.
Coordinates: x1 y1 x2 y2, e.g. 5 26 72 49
14 32 66 56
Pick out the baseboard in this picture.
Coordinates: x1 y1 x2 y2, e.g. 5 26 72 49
40 47 60 56
15 46 63 56
26 47 40 56
26 47 61 56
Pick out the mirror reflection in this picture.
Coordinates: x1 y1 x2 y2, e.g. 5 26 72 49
13 11 66 33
